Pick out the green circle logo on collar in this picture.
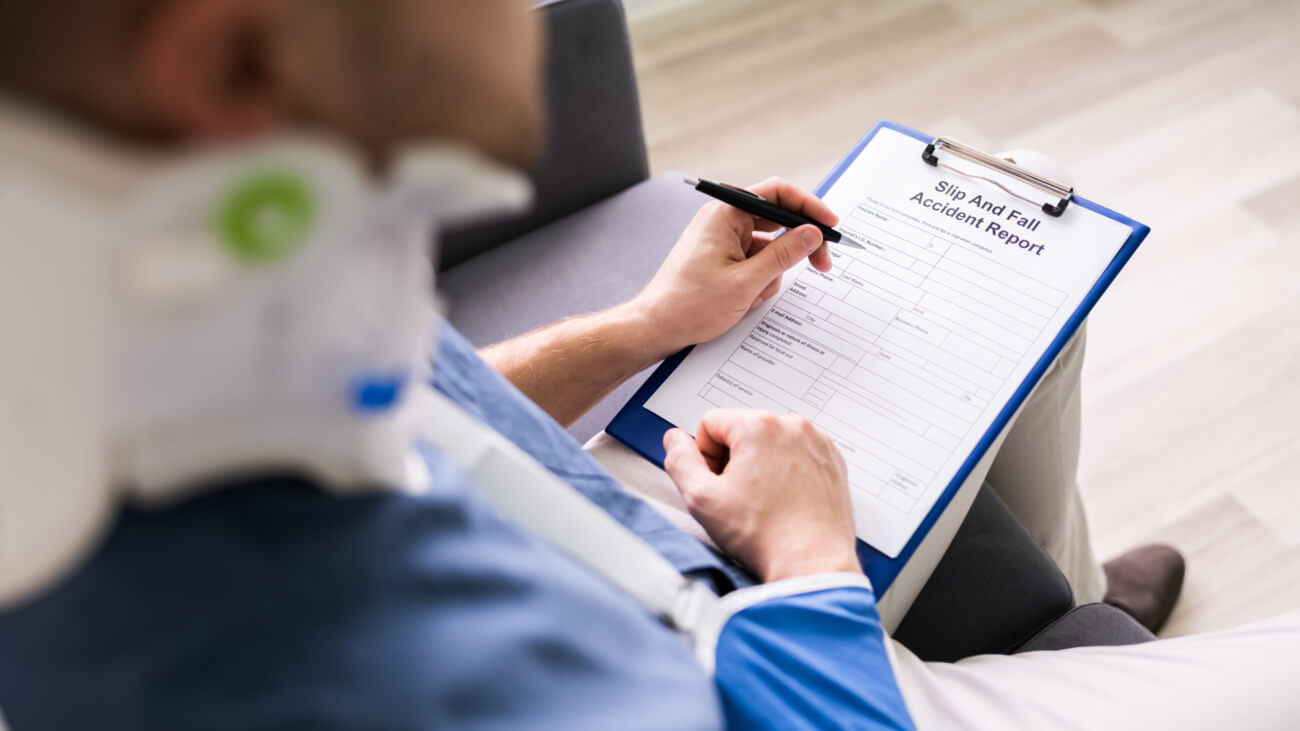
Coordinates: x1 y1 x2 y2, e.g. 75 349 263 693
217 170 316 264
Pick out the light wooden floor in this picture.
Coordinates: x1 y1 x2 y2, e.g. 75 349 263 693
628 0 1300 637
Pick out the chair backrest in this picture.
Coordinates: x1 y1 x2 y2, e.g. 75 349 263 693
438 0 650 270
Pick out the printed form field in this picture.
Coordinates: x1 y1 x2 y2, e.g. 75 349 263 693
697 200 1066 514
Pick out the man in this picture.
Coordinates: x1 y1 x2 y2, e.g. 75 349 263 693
0 1 1296 729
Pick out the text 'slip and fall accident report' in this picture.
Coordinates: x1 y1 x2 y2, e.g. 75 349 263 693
644 126 1135 558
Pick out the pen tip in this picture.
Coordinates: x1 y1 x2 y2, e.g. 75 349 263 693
682 176 700 186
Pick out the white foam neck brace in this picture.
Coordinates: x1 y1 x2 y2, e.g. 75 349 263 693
0 98 531 606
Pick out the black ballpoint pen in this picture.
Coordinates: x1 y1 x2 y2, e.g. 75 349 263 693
683 177 865 249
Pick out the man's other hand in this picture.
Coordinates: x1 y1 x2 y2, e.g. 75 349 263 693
629 178 838 358
662 409 861 583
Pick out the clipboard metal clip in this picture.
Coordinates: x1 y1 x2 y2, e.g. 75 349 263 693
922 137 1074 217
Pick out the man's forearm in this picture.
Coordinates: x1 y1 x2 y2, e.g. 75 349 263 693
482 178 836 429
481 302 672 428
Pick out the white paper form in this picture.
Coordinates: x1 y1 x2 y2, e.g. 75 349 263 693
645 127 1135 557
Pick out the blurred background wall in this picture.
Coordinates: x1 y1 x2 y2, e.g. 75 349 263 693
624 0 1300 637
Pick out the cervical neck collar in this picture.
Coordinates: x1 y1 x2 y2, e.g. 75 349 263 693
0 98 530 606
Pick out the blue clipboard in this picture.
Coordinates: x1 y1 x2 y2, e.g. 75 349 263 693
607 119 1150 594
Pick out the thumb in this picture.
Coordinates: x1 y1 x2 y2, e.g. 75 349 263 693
662 428 716 496
743 224 822 280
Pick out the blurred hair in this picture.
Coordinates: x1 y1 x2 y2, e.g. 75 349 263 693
0 0 153 105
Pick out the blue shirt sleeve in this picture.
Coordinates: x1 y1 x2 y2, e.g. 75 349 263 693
713 586 915 731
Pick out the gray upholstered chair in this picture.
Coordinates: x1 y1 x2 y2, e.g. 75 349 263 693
438 0 1154 661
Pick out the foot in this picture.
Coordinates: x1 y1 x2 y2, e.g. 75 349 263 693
1102 544 1186 634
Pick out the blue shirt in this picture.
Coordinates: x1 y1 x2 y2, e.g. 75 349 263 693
0 322 911 730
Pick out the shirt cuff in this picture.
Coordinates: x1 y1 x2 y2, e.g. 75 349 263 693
687 572 874 673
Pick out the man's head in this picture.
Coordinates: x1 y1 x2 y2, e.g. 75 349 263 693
0 0 545 170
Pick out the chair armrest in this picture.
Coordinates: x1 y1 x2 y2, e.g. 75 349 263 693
1014 603 1155 653
438 0 650 269
892 485 1076 662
